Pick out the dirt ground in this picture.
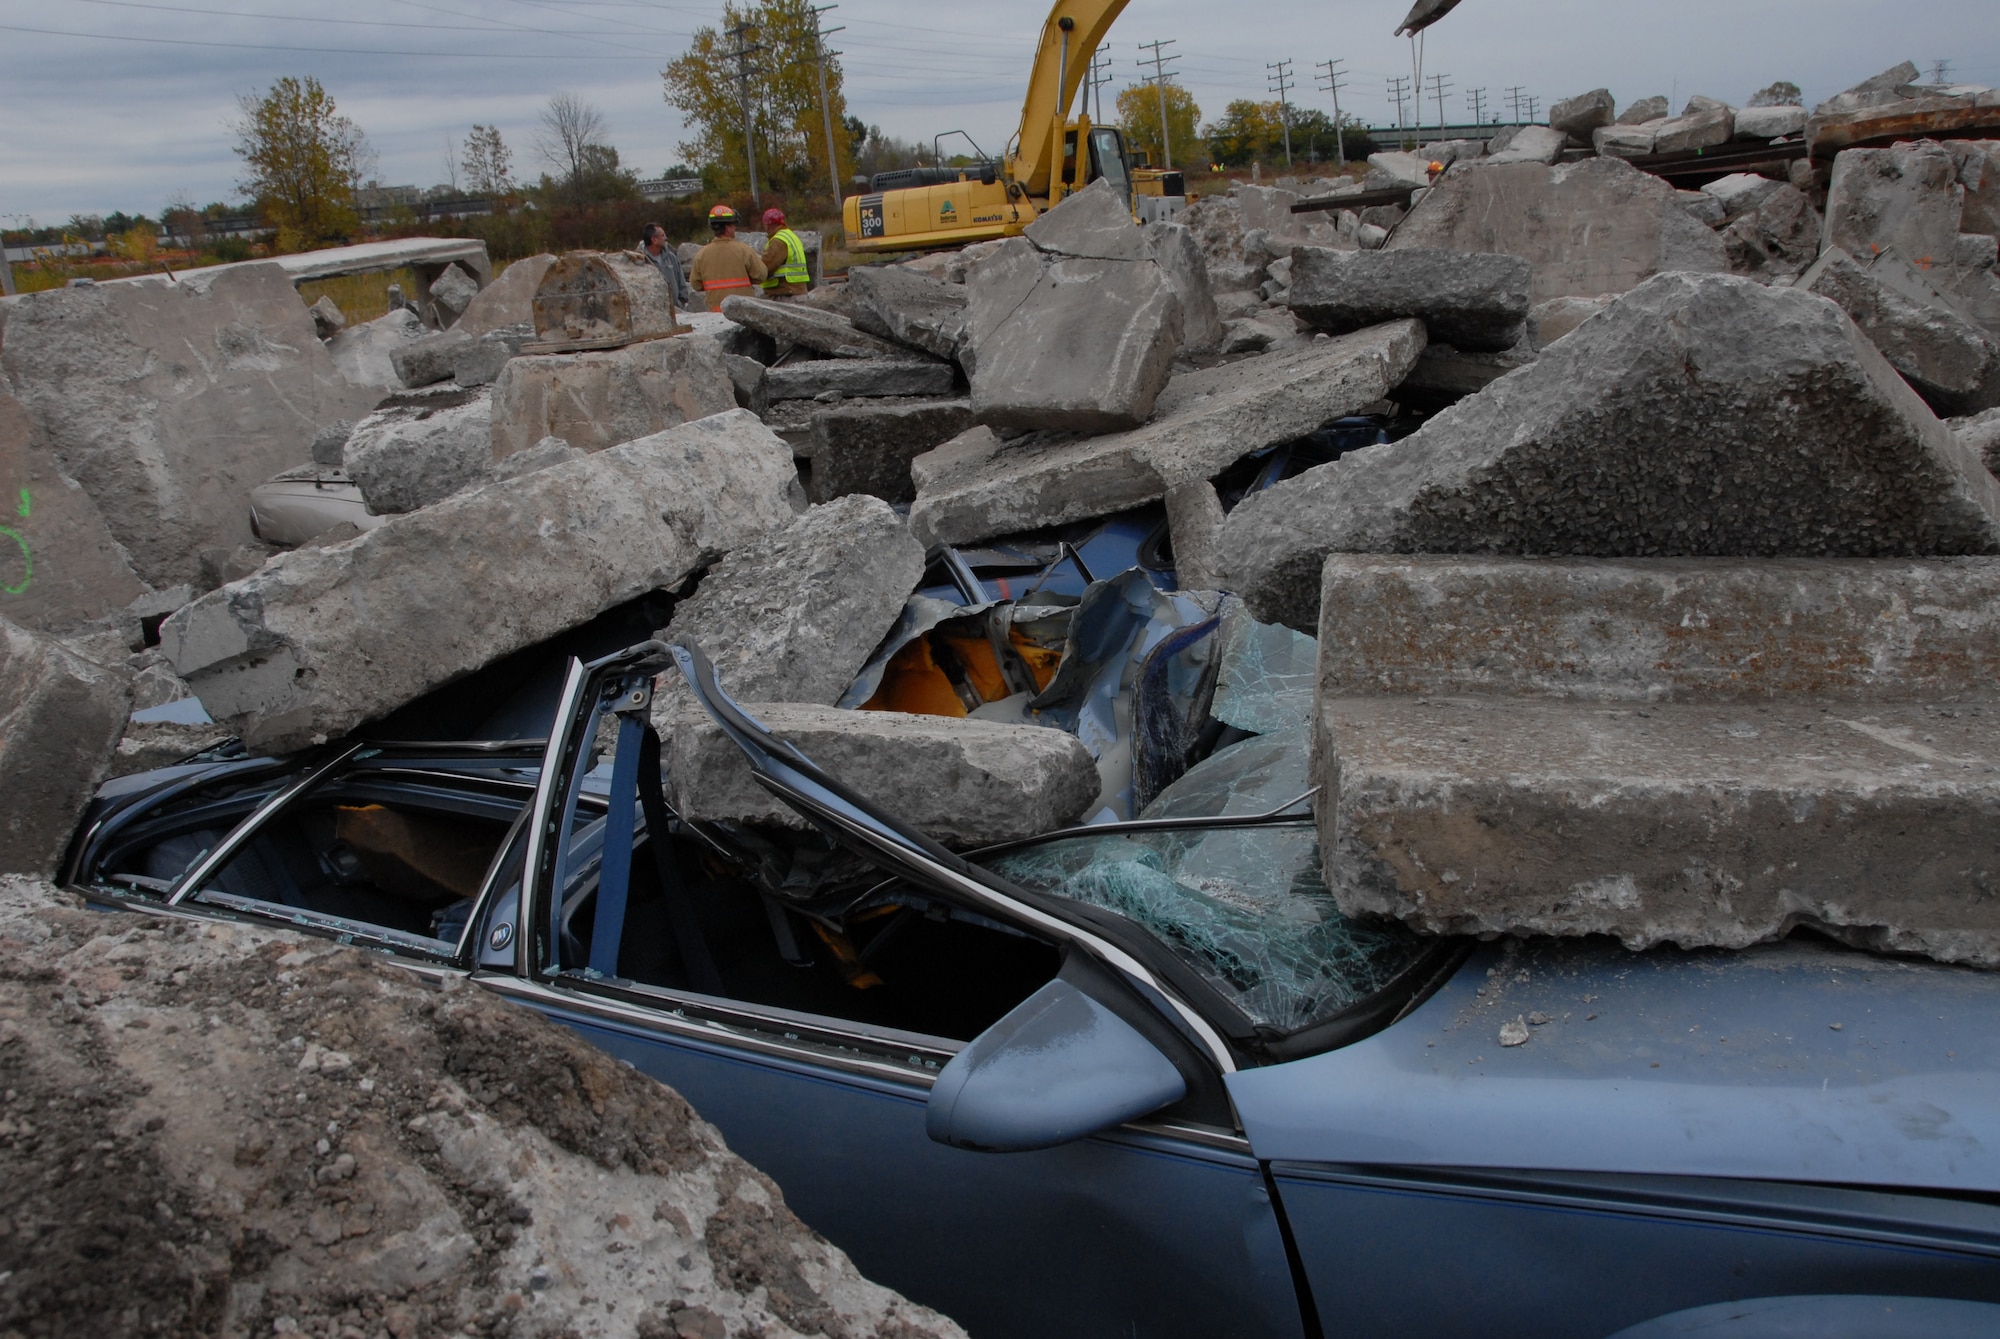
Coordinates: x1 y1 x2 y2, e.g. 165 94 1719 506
0 876 965 1339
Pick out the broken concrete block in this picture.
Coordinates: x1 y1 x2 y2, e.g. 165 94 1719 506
1549 88 1616 145
1824 140 1968 268
391 328 475 389
1675 191 1727 227
163 410 801 751
1956 141 2000 239
0 264 382 591
1217 273 2000 629
309 419 356 469
490 434 580 483
1387 157 1729 303
1720 183 1823 280
1651 104 1734 154
0 616 131 874
1482 125 1567 166
1314 691 2000 961
1311 550 2000 965
1702 173 1785 220
342 388 495 514
966 219 1183 432
1527 295 1612 349
1289 248 1531 352
1955 406 2000 475
489 336 739 459
455 254 555 337
1616 96 1670 125
718 295 912 360
0 379 145 634
1165 480 1228 591
1802 246 2000 415
807 399 975 505
1734 104 1807 140
429 263 480 327
1314 553 2000 703
765 359 957 402
1365 152 1434 189
910 319 1424 546
449 323 532 388
307 295 346 339
1593 123 1661 159
658 494 922 719
327 307 426 391
1145 221 1224 354
844 264 970 363
665 703 1101 846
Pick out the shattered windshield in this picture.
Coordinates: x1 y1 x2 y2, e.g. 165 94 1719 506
985 729 1428 1034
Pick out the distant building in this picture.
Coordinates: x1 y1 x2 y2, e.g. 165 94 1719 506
638 177 705 202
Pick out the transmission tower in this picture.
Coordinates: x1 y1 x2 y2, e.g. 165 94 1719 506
1930 59 1953 85
725 20 766 208
1425 72 1453 135
1267 59 1295 167
1387 75 1412 129
1465 86 1489 125
1315 59 1349 168
1137 38 1181 169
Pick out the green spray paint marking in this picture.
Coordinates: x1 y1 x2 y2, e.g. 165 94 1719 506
15 489 27 519
0 527 28 595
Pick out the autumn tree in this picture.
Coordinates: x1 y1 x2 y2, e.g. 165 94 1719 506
232 76 371 251
1204 99 1291 167
663 0 853 201
462 124 515 198
1748 80 1802 107
1114 83 1201 170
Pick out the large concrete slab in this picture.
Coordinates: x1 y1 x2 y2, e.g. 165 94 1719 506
1315 554 2000 704
342 388 495 514
1315 693 2000 963
719 294 911 360
665 702 1100 846
489 335 738 459
807 399 975 504
1823 140 1968 267
909 319 1424 546
0 378 144 633
0 616 131 875
1218 273 2000 629
455 254 554 337
657 493 923 716
1288 248 1531 351
1387 157 1729 303
0 263 382 589
1801 246 2000 415
162 410 801 752
844 264 970 363
764 358 957 402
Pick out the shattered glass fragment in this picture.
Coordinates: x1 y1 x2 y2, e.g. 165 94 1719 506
1210 610 1317 737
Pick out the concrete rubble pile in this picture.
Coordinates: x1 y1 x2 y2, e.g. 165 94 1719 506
0 875 966 1339
7 61 2000 999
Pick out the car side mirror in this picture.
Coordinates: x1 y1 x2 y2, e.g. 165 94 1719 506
926 977 1186 1152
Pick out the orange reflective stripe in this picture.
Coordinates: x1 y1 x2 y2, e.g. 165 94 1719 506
702 277 755 290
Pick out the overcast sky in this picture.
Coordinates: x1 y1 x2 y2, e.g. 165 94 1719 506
1 0 1993 224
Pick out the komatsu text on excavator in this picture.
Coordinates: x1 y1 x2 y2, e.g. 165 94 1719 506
841 0 1182 254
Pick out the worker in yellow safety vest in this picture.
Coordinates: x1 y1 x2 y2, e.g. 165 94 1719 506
688 204 768 304
758 207 812 300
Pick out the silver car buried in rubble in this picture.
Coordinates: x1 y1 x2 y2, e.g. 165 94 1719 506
62 573 2000 1337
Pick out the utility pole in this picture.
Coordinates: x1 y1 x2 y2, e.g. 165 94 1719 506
1505 85 1526 122
1465 86 1488 125
1425 72 1453 136
725 20 765 209
1137 38 1180 169
1087 43 1111 123
1315 59 1348 169
1526 95 1542 122
0 213 26 297
1267 59 1295 167
807 5 845 212
1386 75 1413 131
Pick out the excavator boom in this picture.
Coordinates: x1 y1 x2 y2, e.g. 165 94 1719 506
1009 0 1134 199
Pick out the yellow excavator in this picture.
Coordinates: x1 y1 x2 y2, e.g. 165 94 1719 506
841 0 1183 254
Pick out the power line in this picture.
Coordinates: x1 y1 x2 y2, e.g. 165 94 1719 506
1424 72 1452 136
1315 58 1348 169
1465 86 1488 125
1505 85 1528 121
1525 95 1542 122
1137 37 1180 170
1266 59 1294 167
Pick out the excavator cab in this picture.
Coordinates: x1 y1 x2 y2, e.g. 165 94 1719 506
1086 126 1133 203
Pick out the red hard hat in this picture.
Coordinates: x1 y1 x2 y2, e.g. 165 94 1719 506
708 204 737 220
762 208 785 228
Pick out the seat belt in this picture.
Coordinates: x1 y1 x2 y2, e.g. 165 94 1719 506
637 724 726 996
